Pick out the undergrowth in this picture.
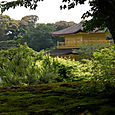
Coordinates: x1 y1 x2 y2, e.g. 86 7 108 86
0 44 114 95
0 82 115 114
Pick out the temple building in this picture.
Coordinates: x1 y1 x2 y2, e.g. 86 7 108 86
50 21 113 60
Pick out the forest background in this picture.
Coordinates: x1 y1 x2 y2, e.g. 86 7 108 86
0 14 76 51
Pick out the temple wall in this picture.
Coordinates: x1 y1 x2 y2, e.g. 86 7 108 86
56 32 112 49
82 33 108 44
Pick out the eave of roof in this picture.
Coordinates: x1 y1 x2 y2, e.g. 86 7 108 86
49 49 78 56
51 21 107 35
52 22 84 35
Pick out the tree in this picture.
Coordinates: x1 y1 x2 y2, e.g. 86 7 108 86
17 15 39 39
0 14 38 50
21 15 38 25
1 0 115 43
54 21 75 31
20 15 38 30
0 14 19 50
22 23 55 51
0 14 19 41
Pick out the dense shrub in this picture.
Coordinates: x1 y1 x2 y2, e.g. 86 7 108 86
75 46 115 80
0 40 17 50
92 46 115 89
0 44 76 86
0 44 114 92
75 43 109 60
0 43 40 87
75 46 115 93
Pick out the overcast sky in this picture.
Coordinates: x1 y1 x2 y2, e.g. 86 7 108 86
3 0 91 23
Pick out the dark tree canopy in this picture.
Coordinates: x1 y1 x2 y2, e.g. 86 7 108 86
0 14 39 50
0 14 19 41
1 0 115 43
22 23 55 51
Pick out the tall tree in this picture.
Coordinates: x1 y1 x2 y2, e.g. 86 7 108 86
18 15 39 38
1 0 115 43
21 15 38 24
0 14 19 41
0 14 38 50
22 23 55 51
0 14 20 50
54 21 75 31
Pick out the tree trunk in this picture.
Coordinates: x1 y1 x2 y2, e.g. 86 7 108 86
106 24 115 44
104 16 115 44
98 0 115 44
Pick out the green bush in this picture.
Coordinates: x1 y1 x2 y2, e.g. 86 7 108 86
0 40 17 50
0 43 41 87
0 43 114 93
75 46 115 80
75 43 109 60
0 44 76 87
92 46 115 87
76 46 115 93
51 58 79 82
36 55 79 83
36 54 59 83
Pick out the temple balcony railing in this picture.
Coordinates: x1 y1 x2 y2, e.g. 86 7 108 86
57 41 78 49
56 40 114 49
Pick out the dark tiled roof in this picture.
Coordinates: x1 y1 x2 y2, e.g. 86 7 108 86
49 49 78 55
52 22 107 35
90 27 108 33
52 22 83 35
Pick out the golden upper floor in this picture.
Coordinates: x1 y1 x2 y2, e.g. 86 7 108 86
56 32 112 49
52 22 113 49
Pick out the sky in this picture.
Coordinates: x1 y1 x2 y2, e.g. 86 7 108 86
2 0 91 24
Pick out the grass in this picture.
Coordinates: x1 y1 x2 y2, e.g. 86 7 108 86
0 82 115 115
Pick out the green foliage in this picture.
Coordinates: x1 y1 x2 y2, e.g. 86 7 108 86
50 58 78 82
36 54 59 84
1 0 43 12
0 40 17 50
0 44 75 86
0 0 115 98
0 14 19 41
21 15 38 25
76 46 115 93
0 44 114 95
75 43 109 60
22 23 56 51
77 46 114 80
54 21 75 31
93 46 115 80
0 14 40 50
54 46 115 93
0 44 40 87
34 54 77 83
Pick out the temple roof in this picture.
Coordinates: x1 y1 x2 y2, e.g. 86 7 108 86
52 22 83 35
49 48 78 56
52 21 107 35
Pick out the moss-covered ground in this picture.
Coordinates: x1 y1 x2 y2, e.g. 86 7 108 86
0 82 115 115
